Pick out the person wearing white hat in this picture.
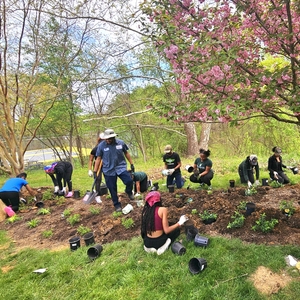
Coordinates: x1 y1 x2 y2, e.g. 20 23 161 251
238 154 260 187
268 147 290 184
88 132 105 203
93 129 134 212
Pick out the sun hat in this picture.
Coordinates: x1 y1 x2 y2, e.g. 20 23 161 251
145 191 161 207
99 132 105 139
164 145 172 153
102 128 117 139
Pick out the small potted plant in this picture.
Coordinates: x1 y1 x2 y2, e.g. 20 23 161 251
199 210 218 224
279 200 295 217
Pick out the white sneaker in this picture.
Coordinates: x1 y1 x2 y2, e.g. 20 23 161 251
134 193 140 197
157 238 171 255
143 246 157 254
95 196 102 203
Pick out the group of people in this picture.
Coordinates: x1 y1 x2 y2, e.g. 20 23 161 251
238 146 295 187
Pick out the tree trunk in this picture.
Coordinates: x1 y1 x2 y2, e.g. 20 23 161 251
184 123 198 156
199 123 211 150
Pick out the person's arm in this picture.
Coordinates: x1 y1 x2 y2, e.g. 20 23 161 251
200 165 211 177
160 207 181 234
241 160 249 182
48 173 58 186
94 156 101 173
268 156 275 173
124 151 133 165
255 164 259 180
25 184 36 197
135 181 141 193
175 160 182 170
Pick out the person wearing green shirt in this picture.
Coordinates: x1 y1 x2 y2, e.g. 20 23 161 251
129 171 148 197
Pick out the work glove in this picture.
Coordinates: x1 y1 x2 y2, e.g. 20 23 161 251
255 180 260 186
88 170 93 177
54 186 59 193
178 215 188 226
273 171 278 179
194 169 199 176
131 164 135 173
162 169 170 176
33 196 37 202
169 169 175 175
286 166 292 169
247 181 252 188
20 198 27 204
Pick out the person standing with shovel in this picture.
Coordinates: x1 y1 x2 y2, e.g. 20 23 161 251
93 129 134 212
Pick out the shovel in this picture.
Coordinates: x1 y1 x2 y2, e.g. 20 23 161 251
83 160 103 204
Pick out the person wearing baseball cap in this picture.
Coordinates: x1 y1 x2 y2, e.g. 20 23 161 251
162 144 183 189
268 146 290 184
238 154 260 187
141 191 188 255
93 128 135 212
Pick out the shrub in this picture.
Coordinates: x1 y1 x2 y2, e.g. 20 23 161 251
237 201 247 211
279 200 295 217
42 230 53 238
63 208 73 217
77 225 91 235
199 210 218 221
89 206 101 215
122 218 135 229
252 213 278 233
112 211 122 218
37 208 51 215
27 218 40 228
227 211 245 229
67 214 81 226
5 215 22 224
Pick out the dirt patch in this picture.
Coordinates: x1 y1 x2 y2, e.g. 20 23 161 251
1 184 300 251
249 266 292 295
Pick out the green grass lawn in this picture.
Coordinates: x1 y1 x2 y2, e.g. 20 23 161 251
1 156 300 299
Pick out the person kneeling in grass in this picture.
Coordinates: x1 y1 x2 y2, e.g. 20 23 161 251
141 191 188 255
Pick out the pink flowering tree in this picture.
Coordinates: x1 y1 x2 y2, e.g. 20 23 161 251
140 0 300 124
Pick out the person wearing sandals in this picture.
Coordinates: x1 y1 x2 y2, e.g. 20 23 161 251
141 191 188 255
268 147 290 184
189 148 214 188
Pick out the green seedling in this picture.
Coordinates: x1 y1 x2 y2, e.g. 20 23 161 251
56 197 66 205
89 206 101 215
269 180 284 188
245 186 257 196
112 211 122 218
279 200 296 217
227 211 245 229
67 214 81 226
42 229 53 238
27 218 40 228
5 215 23 224
237 201 247 211
42 189 53 200
77 225 91 235
121 218 135 229
199 210 218 221
191 209 198 215
63 208 73 217
37 208 51 215
252 213 278 233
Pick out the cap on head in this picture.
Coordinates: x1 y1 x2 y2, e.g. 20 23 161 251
164 145 172 153
44 162 57 174
145 191 161 207
249 155 258 165
102 128 117 139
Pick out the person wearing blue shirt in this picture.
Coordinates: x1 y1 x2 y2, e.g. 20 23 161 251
93 129 134 212
0 173 36 212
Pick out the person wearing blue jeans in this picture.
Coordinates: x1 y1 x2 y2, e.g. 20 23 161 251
163 145 183 189
93 129 134 212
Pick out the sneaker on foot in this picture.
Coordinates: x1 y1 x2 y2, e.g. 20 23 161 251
144 245 157 254
134 193 140 198
157 238 171 255
115 206 122 212
65 191 73 198
95 196 102 203
128 194 134 201
4 206 15 217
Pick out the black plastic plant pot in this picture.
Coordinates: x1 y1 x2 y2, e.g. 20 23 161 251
87 244 103 260
73 190 80 199
185 165 194 173
189 258 207 275
229 180 235 188
186 227 199 242
262 178 269 186
194 234 209 248
245 202 255 216
291 167 299 175
35 201 44 208
69 236 81 251
171 241 186 255
83 232 95 246
99 184 108 196
168 185 175 193
203 218 216 225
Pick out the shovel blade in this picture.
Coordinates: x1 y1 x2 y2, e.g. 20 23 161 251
83 191 97 204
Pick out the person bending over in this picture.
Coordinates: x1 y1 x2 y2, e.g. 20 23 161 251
238 155 259 187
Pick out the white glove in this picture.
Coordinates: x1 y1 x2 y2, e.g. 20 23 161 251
33 196 37 202
20 198 27 204
247 181 252 188
162 169 170 176
273 171 278 179
255 180 260 185
88 170 93 177
62 187 67 194
54 186 59 193
178 215 188 226
169 169 175 175
286 166 292 169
